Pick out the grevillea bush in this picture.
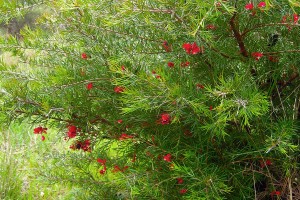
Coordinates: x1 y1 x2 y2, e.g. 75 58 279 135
0 0 300 199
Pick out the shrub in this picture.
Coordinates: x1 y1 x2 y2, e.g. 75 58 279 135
0 1 299 199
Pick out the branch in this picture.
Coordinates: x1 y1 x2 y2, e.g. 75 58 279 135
264 49 300 55
272 71 299 99
15 109 73 123
241 23 300 37
229 13 248 57
54 77 111 89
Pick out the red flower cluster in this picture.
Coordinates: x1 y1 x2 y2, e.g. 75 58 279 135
177 177 184 184
121 65 126 71
294 13 299 24
251 52 263 60
245 3 254 10
167 62 174 68
206 24 216 30
257 2 266 8
117 119 123 124
281 14 299 31
97 158 107 165
179 189 188 194
33 126 48 141
163 153 172 162
180 61 190 67
86 82 93 90
270 190 281 197
67 125 77 138
196 83 204 89
81 53 88 59
245 2 266 10
70 139 91 152
260 159 272 168
182 42 203 55
159 113 171 125
119 133 134 140
34 126 47 134
112 165 129 173
97 158 107 175
114 86 125 93
282 14 299 24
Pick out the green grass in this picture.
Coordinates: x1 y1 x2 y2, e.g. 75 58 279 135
0 122 76 200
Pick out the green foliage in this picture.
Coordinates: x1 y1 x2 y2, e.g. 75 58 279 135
0 0 300 199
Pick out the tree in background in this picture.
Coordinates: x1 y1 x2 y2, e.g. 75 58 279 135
0 0 299 199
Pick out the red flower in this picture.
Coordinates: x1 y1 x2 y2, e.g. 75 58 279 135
70 140 88 151
270 190 281 197
162 41 172 52
117 119 123 124
68 125 77 132
196 83 204 89
70 141 81 150
163 153 172 162
167 62 174 68
180 61 190 67
266 159 272 165
114 86 125 93
112 165 128 173
182 42 203 55
179 189 188 194
97 158 107 165
81 140 91 152
67 125 77 138
115 166 122 172
206 24 216 30
100 166 107 175
41 135 45 141
34 126 47 134
257 2 266 8
281 15 288 23
245 3 254 10
81 53 88 59
152 70 156 74
156 75 161 79
119 133 134 140
260 159 272 168
177 177 184 184
121 65 126 71
293 13 299 24
160 113 171 125
86 82 93 90
209 105 213 110
251 52 263 60
122 166 129 171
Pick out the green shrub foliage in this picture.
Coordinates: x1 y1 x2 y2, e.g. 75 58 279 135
0 0 299 199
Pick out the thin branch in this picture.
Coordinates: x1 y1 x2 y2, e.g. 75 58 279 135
229 12 248 57
200 37 233 58
15 109 73 123
264 49 300 55
241 23 300 37
54 77 111 89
